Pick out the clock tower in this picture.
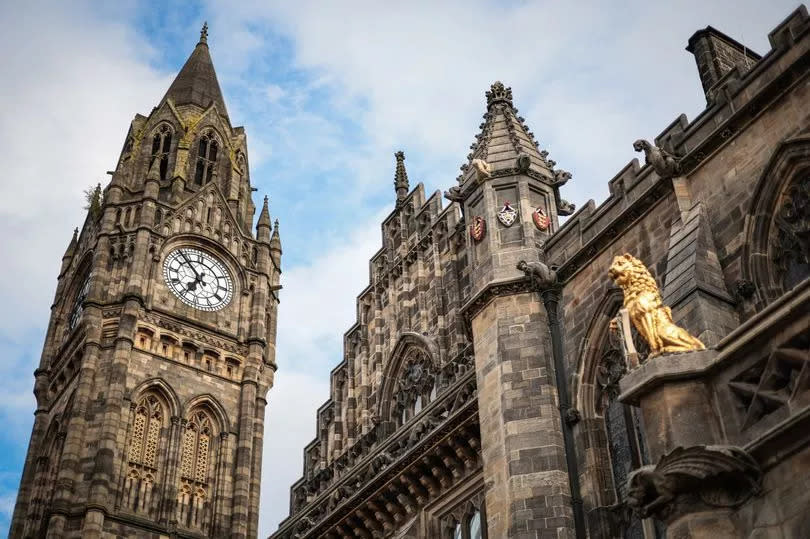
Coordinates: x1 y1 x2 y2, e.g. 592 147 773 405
10 25 281 539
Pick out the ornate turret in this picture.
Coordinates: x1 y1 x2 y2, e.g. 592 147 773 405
394 150 409 203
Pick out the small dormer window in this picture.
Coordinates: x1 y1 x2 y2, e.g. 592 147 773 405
194 130 219 185
151 124 172 181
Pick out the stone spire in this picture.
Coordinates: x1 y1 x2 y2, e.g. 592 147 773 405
394 150 409 203
457 81 557 185
199 21 208 45
161 23 228 117
257 196 272 242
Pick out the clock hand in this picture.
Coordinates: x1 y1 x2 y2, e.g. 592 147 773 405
179 251 201 280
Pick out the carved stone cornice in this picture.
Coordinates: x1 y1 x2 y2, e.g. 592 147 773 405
460 277 533 322
139 310 247 355
276 370 480 539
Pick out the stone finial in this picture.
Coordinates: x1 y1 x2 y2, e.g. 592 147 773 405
486 81 514 110
270 219 282 255
63 227 78 259
608 253 705 357
258 195 271 227
394 150 409 202
199 22 209 45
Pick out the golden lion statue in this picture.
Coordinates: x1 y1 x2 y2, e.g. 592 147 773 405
608 254 705 357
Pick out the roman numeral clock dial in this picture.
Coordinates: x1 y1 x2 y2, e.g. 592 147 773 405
163 248 233 311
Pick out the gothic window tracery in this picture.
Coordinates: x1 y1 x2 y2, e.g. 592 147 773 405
150 124 173 181
177 407 217 531
772 173 810 290
123 393 164 516
595 317 657 539
392 349 439 427
442 497 486 539
194 130 219 186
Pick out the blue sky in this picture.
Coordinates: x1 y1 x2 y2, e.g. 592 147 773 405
0 0 799 535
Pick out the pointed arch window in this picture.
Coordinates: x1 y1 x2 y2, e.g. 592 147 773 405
130 395 163 469
151 124 173 181
595 317 661 538
392 349 438 427
194 130 219 185
442 498 487 539
178 408 217 531
68 274 91 332
123 394 164 516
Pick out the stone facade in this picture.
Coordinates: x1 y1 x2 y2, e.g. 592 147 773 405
10 27 281 539
272 6 810 539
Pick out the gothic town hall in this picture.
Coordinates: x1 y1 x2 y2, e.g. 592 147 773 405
12 5 810 539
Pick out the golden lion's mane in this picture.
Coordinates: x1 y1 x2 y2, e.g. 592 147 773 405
614 256 661 302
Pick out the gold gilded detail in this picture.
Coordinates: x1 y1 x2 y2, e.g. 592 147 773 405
609 253 705 357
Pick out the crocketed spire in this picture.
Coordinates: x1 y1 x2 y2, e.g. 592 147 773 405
161 23 228 117
394 150 409 203
457 81 557 185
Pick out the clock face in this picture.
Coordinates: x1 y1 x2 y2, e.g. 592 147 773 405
68 275 91 331
163 248 233 311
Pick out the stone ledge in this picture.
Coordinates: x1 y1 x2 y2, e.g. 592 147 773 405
618 349 718 406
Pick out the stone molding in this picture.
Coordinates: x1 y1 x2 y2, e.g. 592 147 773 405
618 349 718 406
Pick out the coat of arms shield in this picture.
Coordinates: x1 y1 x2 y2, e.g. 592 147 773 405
469 216 486 242
497 201 518 227
532 207 550 231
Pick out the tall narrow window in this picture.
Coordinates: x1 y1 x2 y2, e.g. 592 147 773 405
443 500 487 539
123 394 163 515
178 409 215 530
151 124 172 181
194 130 219 185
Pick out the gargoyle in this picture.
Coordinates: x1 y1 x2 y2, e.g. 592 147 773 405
633 139 682 179
626 445 761 520
552 169 572 186
517 259 557 290
471 158 492 182
557 198 576 216
443 185 464 204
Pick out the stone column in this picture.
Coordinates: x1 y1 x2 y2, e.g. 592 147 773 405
471 289 575 538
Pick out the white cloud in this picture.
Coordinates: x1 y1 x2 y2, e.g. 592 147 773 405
0 2 171 531
214 0 797 203
260 370 329 535
265 83 286 103
275 207 388 370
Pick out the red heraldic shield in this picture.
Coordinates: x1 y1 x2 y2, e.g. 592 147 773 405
469 216 486 242
532 207 550 231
